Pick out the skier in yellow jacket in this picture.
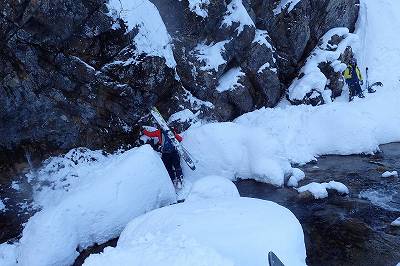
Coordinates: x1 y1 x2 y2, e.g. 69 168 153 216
343 58 365 101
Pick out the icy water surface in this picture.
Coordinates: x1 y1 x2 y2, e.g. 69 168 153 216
236 142 400 266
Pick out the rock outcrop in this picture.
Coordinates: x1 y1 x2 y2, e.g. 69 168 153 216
0 0 359 177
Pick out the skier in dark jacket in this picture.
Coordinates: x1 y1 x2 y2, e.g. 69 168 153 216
343 58 365 101
143 128 184 187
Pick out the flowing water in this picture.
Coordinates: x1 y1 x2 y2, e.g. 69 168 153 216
236 143 400 266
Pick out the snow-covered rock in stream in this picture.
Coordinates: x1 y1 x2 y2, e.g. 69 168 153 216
287 168 306 188
15 145 176 266
83 197 306 266
297 181 349 199
381 171 398 178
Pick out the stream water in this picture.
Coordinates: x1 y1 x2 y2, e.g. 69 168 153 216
1 143 399 265
236 142 400 266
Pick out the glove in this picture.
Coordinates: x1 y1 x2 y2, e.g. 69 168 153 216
360 80 364 85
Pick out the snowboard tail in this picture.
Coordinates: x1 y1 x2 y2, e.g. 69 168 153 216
150 107 196 171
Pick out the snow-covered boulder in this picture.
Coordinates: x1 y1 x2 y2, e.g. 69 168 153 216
186 175 240 202
83 197 306 266
381 171 398 178
16 145 176 266
287 168 306 187
297 181 349 199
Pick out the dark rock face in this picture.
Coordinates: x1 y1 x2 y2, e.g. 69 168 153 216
0 0 360 177
0 0 178 176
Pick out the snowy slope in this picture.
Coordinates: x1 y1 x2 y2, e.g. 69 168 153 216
181 0 400 186
360 0 400 90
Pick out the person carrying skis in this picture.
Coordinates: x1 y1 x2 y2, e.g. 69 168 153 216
343 58 365 101
143 127 184 187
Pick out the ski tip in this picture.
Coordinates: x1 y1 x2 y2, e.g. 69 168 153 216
268 251 285 266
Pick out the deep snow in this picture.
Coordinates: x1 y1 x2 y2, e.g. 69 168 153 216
83 197 306 266
1 0 400 265
11 145 176 266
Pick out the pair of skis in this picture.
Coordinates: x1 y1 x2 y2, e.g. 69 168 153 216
150 107 196 171
365 67 383 93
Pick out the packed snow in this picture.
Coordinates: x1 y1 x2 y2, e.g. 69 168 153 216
195 41 229 71
8 145 176 266
297 181 349 199
188 0 210 18
185 175 240 202
381 171 398 178
273 0 301 15
391 217 400 227
83 197 306 266
221 0 254 35
216 67 245 92
107 0 176 68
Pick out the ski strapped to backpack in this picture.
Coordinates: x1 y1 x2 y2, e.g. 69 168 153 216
150 107 196 171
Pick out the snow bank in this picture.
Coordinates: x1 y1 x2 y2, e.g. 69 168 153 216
186 175 240 202
17 145 176 266
381 171 398 178
216 67 245 92
221 0 254 35
107 0 176 68
236 87 400 163
297 181 349 199
182 122 293 186
287 27 358 102
83 197 306 266
391 217 400 227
